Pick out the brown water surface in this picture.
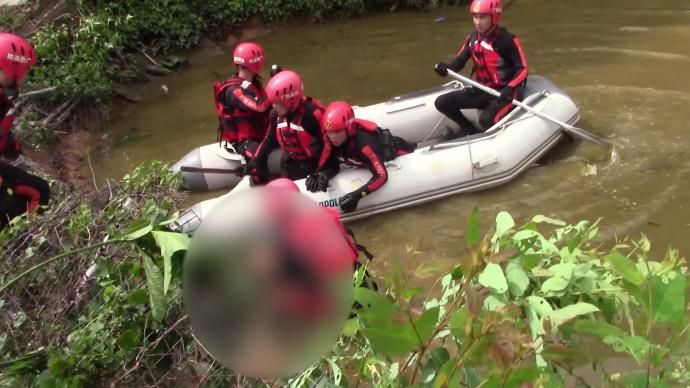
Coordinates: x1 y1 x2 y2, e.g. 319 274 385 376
91 0 690 274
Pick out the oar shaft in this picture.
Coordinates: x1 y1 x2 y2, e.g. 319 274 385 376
180 166 242 175
446 69 613 148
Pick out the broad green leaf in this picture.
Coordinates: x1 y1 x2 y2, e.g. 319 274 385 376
126 289 148 305
512 229 541 242
550 262 576 279
429 348 450 370
574 277 595 294
478 263 508 294
521 254 541 269
604 252 644 286
541 344 589 364
116 329 139 351
540 237 561 255
541 263 575 295
121 219 153 241
540 275 570 295
138 247 166 322
524 297 548 366
573 262 594 279
483 295 506 311
360 325 417 357
603 335 650 364
524 303 541 340
642 270 685 325
506 261 529 297
544 303 599 330
449 308 469 339
151 231 190 294
467 207 480 247
353 287 396 313
157 211 180 226
622 372 668 388
574 320 624 339
433 357 461 388
524 296 554 318
493 211 514 241
504 366 542 386
415 306 440 344
462 366 481 388
451 265 464 280
342 318 359 337
532 214 566 226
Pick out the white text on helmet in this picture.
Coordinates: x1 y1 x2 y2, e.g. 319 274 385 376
280 90 300 100
234 56 262 64
6 53 31 64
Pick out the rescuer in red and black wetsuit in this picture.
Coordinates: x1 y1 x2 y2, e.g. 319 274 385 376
433 0 529 139
305 101 415 214
0 33 50 229
244 70 338 182
213 42 271 160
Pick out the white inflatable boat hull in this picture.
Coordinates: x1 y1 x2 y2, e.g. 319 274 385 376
172 82 467 192
174 75 580 234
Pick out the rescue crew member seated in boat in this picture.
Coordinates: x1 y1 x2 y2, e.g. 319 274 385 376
213 42 271 160
0 33 50 228
305 101 415 213
433 0 528 139
244 70 337 183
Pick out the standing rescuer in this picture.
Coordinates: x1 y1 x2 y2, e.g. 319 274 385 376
0 32 50 228
213 42 271 160
433 0 528 139
307 101 415 213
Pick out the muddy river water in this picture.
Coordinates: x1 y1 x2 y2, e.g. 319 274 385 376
90 0 690 277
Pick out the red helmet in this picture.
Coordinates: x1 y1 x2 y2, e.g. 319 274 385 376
469 0 502 26
233 42 265 74
266 178 299 192
321 101 356 136
0 33 37 83
266 70 303 110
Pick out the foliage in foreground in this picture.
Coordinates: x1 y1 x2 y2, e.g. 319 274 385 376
0 161 237 386
2 163 689 386
296 211 690 387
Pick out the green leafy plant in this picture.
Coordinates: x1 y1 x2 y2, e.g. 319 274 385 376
289 210 689 387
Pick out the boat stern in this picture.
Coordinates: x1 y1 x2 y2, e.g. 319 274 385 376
171 147 209 192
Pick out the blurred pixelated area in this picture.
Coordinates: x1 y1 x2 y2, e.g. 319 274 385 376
183 186 354 379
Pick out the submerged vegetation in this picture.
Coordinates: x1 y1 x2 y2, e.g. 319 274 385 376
2 163 688 386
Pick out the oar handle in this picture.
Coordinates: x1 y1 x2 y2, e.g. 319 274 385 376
447 69 502 98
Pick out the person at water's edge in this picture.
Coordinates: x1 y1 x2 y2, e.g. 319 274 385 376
244 70 338 183
213 42 271 160
0 33 50 229
305 101 416 213
434 0 528 139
